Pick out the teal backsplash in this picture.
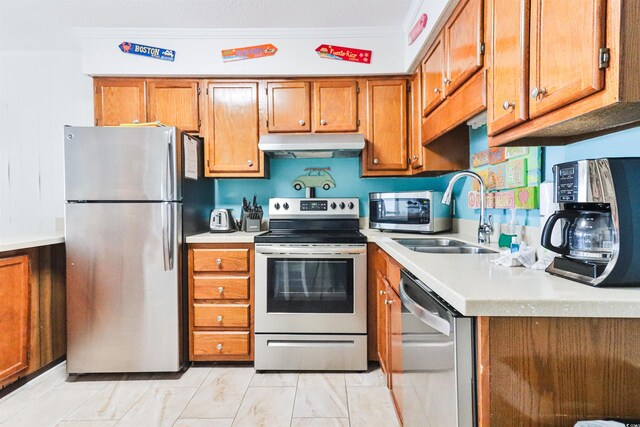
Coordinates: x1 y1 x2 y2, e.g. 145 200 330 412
215 125 640 226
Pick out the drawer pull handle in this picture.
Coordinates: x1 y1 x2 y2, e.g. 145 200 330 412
247 160 253 166
216 258 222 266
320 119 327 126
299 119 305 125
218 286 224 294
216 343 223 350
373 158 379 165
217 315 223 322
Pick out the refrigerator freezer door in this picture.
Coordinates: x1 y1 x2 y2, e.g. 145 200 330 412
64 126 180 201
65 202 182 373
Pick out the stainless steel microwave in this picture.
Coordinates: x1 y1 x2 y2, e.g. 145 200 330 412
369 191 452 233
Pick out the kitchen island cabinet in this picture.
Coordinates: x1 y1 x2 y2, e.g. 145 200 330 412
0 243 66 390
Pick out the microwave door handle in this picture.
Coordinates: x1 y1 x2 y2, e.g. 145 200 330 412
399 278 451 336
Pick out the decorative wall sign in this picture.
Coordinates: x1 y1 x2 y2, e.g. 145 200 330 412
506 146 529 159
515 187 538 209
408 13 428 45
494 191 515 209
221 44 278 62
506 158 527 188
468 191 495 209
489 147 506 164
292 167 336 191
472 150 490 168
488 163 506 190
315 44 372 64
472 168 489 191
119 42 175 62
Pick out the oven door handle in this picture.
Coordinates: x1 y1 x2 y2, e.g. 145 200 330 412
255 246 366 255
399 277 451 336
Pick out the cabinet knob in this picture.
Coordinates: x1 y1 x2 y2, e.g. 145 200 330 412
373 158 379 165
247 160 253 166
412 155 419 160
216 258 222 266
503 100 515 110
218 286 224 294
384 299 394 305
433 87 440 94
531 87 547 99
299 119 305 125
216 343 223 350
133 119 140 124
217 315 223 322
379 290 386 296
320 119 327 126
443 77 451 85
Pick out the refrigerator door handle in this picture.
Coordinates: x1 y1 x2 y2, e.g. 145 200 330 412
165 132 175 201
162 202 174 271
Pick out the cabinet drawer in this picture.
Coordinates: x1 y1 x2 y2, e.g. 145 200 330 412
193 276 250 300
193 249 249 272
194 304 250 328
193 331 250 356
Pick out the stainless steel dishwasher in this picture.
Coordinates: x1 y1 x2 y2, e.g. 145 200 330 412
397 270 476 427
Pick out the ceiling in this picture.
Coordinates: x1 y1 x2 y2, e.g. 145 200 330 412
0 0 416 50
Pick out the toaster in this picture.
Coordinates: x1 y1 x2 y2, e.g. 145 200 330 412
209 209 237 232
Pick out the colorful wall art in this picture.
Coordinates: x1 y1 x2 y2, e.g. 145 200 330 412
467 146 541 210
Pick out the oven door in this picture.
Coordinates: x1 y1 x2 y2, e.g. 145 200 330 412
255 244 367 334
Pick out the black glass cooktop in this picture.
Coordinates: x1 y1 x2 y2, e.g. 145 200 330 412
254 230 367 244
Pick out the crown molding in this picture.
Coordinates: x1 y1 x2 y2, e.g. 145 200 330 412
75 26 404 40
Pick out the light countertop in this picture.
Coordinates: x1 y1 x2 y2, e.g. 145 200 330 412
0 233 65 253
363 229 640 318
187 231 263 244
186 228 640 318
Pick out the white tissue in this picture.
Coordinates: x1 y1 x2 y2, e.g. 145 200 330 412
491 243 538 268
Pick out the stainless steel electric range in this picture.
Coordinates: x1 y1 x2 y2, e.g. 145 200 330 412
254 197 368 371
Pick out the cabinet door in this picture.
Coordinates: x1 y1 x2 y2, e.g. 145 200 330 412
365 79 408 172
409 70 424 170
421 33 446 116
147 80 200 132
205 82 260 175
0 256 30 385
376 272 389 376
444 0 484 97
487 0 529 135
267 81 311 132
529 0 605 119
94 78 146 126
313 80 358 132
387 284 403 422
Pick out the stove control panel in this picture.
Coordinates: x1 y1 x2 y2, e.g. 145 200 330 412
269 198 359 218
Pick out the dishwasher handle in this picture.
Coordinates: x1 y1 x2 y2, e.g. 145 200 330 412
399 277 452 336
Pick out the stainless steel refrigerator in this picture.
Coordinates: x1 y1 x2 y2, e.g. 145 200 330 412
64 126 213 374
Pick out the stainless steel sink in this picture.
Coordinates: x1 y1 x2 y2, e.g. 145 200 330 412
392 238 467 247
392 238 497 254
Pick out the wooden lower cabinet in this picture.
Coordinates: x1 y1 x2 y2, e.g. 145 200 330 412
0 245 66 390
477 317 640 426
387 283 403 423
189 244 254 362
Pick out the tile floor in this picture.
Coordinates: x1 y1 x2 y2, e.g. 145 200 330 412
0 363 400 427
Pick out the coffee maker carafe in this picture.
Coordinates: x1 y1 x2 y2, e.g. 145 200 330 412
541 158 640 287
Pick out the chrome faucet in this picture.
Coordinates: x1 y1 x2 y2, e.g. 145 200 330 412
442 171 494 244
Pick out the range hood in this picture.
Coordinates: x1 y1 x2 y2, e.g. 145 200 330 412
258 133 365 158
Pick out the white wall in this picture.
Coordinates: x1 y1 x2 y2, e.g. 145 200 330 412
81 28 405 77
403 0 448 71
0 50 93 239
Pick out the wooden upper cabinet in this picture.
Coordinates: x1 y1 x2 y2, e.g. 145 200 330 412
409 70 424 170
147 80 200 132
444 0 484 97
421 34 446 117
312 80 358 132
94 78 146 126
365 79 408 172
0 255 30 386
267 81 311 132
487 0 529 135
204 82 260 176
528 0 606 119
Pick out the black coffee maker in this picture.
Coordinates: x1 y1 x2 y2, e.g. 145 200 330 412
541 158 640 287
